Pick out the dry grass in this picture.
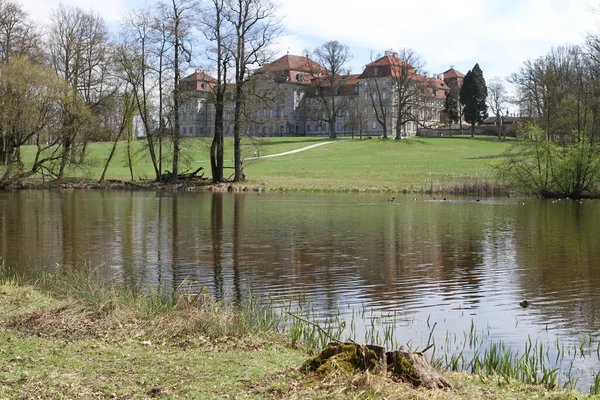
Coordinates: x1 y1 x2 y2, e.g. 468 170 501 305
253 369 597 400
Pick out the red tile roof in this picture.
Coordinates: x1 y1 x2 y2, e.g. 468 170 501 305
442 67 465 79
359 54 416 79
182 71 217 83
365 54 412 69
268 54 326 74
181 71 217 91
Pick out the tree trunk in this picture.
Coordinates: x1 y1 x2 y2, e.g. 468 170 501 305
329 119 336 139
233 83 244 182
211 94 225 183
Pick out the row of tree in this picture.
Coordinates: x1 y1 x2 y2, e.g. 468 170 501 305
498 41 600 198
0 0 280 185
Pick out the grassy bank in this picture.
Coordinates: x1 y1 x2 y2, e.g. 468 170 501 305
0 269 598 399
2 136 511 194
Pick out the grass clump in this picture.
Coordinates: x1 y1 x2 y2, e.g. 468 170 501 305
29 264 278 342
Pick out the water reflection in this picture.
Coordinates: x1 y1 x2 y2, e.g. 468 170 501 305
1 191 599 386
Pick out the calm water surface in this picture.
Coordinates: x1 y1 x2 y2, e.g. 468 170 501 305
1 191 599 388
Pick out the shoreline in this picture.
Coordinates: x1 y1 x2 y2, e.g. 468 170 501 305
0 177 514 197
0 277 598 399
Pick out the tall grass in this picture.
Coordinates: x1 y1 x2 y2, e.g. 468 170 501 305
5 263 284 341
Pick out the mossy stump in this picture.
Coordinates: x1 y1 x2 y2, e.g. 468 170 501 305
304 342 451 390
302 342 387 375
386 349 451 389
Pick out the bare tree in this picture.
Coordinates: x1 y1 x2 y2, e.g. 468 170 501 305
346 97 367 139
364 51 390 138
225 0 281 181
388 49 426 139
487 77 508 139
200 0 230 183
163 0 197 182
509 46 584 144
48 4 112 178
0 0 40 64
0 0 40 164
117 7 163 181
307 40 352 139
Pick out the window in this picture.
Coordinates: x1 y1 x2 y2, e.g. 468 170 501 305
182 126 187 135
372 121 377 130
307 124 311 132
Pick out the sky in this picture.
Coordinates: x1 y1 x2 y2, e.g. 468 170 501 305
17 0 600 80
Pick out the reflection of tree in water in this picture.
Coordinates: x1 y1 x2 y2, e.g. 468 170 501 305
514 202 600 333
232 194 243 305
342 204 487 311
211 193 225 302
4 192 599 337
435 208 486 307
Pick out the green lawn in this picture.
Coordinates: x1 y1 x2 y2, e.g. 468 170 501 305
4 135 511 192
245 136 509 192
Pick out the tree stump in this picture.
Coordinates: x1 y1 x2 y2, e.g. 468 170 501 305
303 343 451 390
302 342 387 375
386 349 451 389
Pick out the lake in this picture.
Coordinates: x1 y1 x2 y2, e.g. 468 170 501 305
1 190 599 390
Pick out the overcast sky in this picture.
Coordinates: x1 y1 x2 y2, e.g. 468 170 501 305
18 0 600 80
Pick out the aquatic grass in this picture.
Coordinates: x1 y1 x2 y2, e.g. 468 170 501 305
591 371 600 395
0 260 25 286
260 297 600 394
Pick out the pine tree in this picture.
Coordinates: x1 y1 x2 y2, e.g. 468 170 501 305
442 88 459 136
460 63 488 137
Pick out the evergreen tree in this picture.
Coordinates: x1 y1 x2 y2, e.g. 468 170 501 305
460 63 488 137
442 87 459 136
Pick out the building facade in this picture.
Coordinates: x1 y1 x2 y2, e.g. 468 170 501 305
180 54 464 138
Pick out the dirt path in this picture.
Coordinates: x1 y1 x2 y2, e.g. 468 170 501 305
249 141 335 159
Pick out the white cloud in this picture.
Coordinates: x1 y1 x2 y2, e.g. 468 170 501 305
279 0 599 79
15 0 600 80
